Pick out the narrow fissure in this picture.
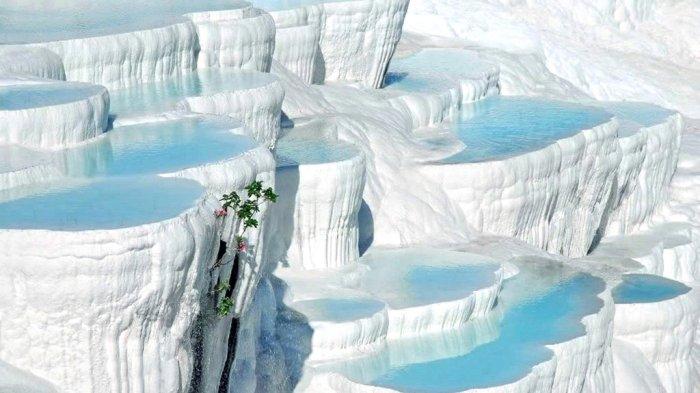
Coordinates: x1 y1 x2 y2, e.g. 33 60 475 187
217 249 241 393
189 239 230 393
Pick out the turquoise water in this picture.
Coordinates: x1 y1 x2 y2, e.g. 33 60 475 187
0 117 253 230
602 102 674 128
597 102 675 136
442 97 612 163
292 298 385 323
0 145 49 173
331 270 605 392
0 82 104 110
0 0 248 43
109 69 275 119
321 312 503 384
0 176 203 230
384 49 491 93
56 117 254 177
360 248 500 309
275 137 359 167
613 274 690 304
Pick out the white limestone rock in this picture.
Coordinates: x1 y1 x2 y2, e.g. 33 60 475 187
0 77 109 149
0 145 60 192
420 119 621 257
612 339 667 393
0 360 59 393
15 21 199 89
270 60 336 118
606 114 684 236
381 48 501 129
474 289 614 393
591 222 698 282
383 264 506 340
0 47 66 80
0 193 219 393
193 9 276 72
268 129 366 270
614 287 700 393
180 72 285 148
301 274 615 393
273 24 321 84
315 0 410 88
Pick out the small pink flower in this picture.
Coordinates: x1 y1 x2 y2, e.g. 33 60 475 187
214 208 228 217
237 239 248 253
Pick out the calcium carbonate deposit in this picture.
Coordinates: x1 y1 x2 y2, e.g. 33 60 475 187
0 0 698 392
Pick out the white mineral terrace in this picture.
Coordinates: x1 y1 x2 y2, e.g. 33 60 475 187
0 76 109 148
0 0 698 392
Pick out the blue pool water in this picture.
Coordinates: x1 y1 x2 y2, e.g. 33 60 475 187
613 274 690 304
0 145 49 174
332 271 605 392
384 49 491 93
442 97 612 163
275 137 359 167
596 102 675 137
360 248 500 309
57 117 254 177
0 0 248 44
292 298 386 323
0 82 104 110
109 69 276 119
0 176 203 230
602 102 674 128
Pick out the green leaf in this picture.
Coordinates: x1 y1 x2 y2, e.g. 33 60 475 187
215 282 230 293
217 297 234 317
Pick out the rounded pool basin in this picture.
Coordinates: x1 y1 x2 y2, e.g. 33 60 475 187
613 274 690 304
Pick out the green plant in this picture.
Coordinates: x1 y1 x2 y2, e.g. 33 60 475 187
220 180 278 231
213 180 278 317
214 282 233 317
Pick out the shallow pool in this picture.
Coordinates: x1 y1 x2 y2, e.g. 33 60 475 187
0 145 49 174
442 97 612 163
275 137 359 167
109 69 276 119
56 117 254 177
0 82 104 110
324 266 605 392
0 176 203 230
360 248 500 309
292 298 385 323
612 274 690 304
384 48 492 93
602 102 674 128
597 102 675 137
0 0 247 44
